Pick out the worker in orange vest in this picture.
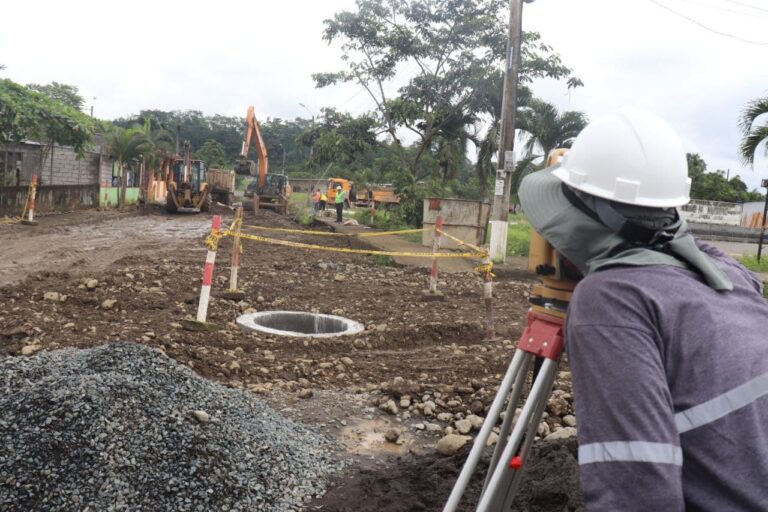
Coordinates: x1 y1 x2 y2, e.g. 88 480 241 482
312 189 321 214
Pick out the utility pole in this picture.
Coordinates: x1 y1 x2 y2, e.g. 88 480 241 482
489 0 529 262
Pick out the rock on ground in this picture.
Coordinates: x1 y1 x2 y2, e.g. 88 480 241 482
0 343 344 512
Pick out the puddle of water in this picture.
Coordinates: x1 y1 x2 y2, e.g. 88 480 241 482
339 418 412 456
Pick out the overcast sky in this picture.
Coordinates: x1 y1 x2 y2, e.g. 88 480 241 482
1 0 766 189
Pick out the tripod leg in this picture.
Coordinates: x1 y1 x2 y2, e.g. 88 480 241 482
481 353 533 495
476 358 560 512
498 357 559 510
443 349 528 512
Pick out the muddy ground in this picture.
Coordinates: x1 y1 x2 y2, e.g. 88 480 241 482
0 207 582 511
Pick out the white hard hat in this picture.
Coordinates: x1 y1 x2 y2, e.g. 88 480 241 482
336 185 342 189
552 107 691 208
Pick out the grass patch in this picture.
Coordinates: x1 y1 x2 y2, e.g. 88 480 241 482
483 213 531 257
288 192 313 226
373 254 396 266
737 254 768 273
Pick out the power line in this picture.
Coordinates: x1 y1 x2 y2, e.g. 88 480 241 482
673 0 768 20
649 0 768 45
722 0 768 14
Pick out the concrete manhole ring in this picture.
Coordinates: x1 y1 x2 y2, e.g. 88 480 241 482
236 311 365 338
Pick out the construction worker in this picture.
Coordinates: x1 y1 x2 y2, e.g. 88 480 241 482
518 107 768 511
334 184 345 223
311 188 321 214
319 191 327 212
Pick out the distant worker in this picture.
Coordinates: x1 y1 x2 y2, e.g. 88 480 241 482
311 188 321 214
518 107 768 511
334 184 345 223
319 191 327 212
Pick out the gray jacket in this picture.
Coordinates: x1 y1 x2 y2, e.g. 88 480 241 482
566 241 768 511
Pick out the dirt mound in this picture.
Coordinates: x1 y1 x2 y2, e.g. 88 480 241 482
312 439 584 512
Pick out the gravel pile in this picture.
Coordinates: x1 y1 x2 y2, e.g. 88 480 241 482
0 343 345 511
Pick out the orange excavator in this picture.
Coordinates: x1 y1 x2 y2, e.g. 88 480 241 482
237 106 290 215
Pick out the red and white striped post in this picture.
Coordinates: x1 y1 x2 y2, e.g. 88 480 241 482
229 207 243 292
21 175 39 225
196 215 222 323
482 251 496 340
429 215 444 293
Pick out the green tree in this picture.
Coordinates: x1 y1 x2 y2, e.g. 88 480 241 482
516 99 587 160
739 96 768 167
297 108 378 171
104 127 147 209
314 0 581 191
194 139 227 168
507 98 587 198
1 78 95 184
687 152 763 202
26 82 85 111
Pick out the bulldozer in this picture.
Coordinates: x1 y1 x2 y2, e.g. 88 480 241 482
164 140 211 213
236 106 290 215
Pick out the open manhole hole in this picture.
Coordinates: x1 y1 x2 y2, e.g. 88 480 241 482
236 311 365 338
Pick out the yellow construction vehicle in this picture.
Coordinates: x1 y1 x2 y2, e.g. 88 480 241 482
236 106 290 215
164 141 211 214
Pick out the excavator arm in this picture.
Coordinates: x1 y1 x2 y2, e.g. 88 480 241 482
234 106 269 189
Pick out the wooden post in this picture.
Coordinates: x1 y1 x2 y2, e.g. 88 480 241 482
21 175 39 225
229 207 243 292
482 252 495 340
370 199 375 226
429 215 444 293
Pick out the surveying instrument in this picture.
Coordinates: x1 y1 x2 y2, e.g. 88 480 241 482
444 149 577 511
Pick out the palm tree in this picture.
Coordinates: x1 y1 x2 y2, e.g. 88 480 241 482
516 99 587 160
511 99 587 199
105 127 147 209
132 118 174 209
739 96 768 166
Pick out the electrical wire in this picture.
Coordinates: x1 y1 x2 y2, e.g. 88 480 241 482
672 0 768 20
722 0 768 14
648 0 768 45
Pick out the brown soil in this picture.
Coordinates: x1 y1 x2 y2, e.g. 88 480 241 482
0 207 580 511
311 439 583 512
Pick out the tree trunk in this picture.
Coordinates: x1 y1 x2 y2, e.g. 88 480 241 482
119 162 127 211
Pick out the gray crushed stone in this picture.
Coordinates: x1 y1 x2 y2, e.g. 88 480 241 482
0 342 345 511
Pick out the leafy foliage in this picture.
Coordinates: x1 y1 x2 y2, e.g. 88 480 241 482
113 110 312 173
687 153 763 202
194 139 227 168
0 78 96 158
739 96 768 166
314 0 582 191
26 82 85 111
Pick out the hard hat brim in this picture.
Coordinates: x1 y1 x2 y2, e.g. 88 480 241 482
519 168 572 238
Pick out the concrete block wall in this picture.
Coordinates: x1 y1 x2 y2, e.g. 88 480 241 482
3 143 105 187
41 147 100 186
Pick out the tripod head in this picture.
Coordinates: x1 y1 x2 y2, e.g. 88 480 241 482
527 149 578 318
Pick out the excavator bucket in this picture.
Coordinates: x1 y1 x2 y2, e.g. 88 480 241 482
234 157 257 176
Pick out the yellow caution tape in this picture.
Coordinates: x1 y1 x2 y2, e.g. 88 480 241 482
241 224 426 238
220 230 486 259
436 228 485 253
0 218 19 225
204 229 224 252
474 262 495 277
